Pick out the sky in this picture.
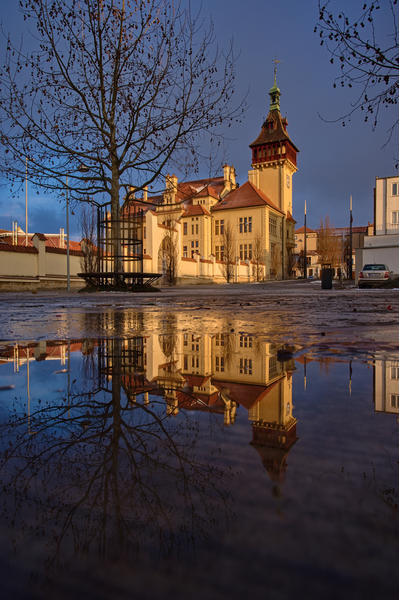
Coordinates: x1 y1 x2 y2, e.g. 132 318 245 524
0 0 397 238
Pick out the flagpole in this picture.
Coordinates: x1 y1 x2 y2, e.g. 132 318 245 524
349 195 353 281
304 200 307 280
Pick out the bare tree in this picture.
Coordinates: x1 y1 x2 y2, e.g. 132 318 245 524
252 232 264 282
0 0 245 277
315 0 399 164
317 216 341 269
161 222 180 285
285 247 296 279
270 244 281 279
220 221 235 283
79 203 97 273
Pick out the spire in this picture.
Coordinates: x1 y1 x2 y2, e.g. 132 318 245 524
269 56 282 111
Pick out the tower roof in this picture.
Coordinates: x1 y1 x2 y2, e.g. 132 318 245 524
249 73 299 152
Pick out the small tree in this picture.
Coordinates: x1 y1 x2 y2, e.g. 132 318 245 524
220 221 235 283
79 204 97 273
161 222 180 286
297 250 305 277
285 247 296 279
317 216 341 271
270 244 281 279
252 232 264 282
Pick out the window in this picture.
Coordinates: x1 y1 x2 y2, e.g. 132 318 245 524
183 222 187 235
191 241 194 248
269 356 277 376
239 244 243 260
183 246 187 258
215 246 220 260
196 224 199 234
195 241 199 248
184 355 188 369
393 183 398 195
220 220 224 235
215 356 225 372
220 245 224 260
244 244 248 260
240 335 252 348
269 217 277 235
391 365 399 379
144 226 146 239
249 244 252 260
392 211 399 224
215 220 219 235
391 395 399 407
239 217 252 233
215 334 224 347
239 358 252 375
191 224 194 234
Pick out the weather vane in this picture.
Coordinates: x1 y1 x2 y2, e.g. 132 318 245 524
273 55 282 78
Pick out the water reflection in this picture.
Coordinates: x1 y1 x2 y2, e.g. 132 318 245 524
1 328 399 598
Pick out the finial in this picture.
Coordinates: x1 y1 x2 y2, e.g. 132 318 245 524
273 55 282 85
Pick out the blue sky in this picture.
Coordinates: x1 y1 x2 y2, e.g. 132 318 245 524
0 0 397 238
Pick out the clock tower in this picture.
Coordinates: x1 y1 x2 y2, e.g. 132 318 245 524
248 74 299 215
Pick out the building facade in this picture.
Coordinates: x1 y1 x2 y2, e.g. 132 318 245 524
355 175 399 280
127 75 298 284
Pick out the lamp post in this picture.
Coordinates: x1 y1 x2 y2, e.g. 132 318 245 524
66 164 90 292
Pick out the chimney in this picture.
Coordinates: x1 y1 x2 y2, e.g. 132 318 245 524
221 164 232 198
230 165 236 188
143 186 148 203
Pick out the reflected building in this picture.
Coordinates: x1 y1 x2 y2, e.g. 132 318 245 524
374 359 399 415
0 331 298 484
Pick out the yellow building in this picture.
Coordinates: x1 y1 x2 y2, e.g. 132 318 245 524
126 74 299 283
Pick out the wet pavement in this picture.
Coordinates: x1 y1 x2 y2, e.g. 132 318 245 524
0 282 398 599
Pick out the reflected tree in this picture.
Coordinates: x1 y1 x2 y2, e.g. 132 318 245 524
0 338 235 579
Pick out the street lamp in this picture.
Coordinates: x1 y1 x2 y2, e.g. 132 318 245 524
66 164 90 292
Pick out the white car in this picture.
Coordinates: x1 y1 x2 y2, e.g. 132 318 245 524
358 264 392 288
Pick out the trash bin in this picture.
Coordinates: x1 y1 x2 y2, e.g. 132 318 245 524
321 265 333 290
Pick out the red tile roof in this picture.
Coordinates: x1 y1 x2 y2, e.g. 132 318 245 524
250 109 300 152
0 243 38 254
183 204 210 217
46 246 83 256
212 379 281 411
212 181 284 214
286 211 296 223
295 226 316 234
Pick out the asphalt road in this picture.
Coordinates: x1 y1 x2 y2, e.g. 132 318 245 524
1 281 399 359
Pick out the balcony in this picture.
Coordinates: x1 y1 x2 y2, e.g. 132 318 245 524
376 223 399 235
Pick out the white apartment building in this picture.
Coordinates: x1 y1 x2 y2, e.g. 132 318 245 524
355 175 399 280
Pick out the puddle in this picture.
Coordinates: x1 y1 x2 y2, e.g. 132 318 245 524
0 325 398 599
